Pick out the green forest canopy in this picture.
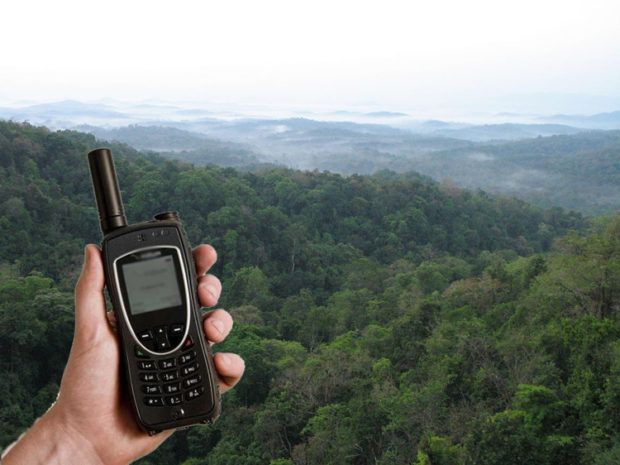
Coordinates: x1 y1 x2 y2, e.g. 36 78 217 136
0 121 618 464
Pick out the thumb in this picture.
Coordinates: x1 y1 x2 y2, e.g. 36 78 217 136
74 244 110 343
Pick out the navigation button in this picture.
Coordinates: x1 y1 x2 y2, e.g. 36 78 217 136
138 330 153 342
156 340 171 350
170 324 184 336
154 325 171 351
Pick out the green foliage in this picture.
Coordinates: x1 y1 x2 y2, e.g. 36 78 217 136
0 122 618 464
0 272 73 446
466 409 543 464
414 436 462 465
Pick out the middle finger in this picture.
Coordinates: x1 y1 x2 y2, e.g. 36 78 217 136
197 274 222 308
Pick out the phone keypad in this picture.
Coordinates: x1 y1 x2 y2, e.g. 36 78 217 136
136 339 208 408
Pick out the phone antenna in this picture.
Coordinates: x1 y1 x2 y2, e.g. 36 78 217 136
88 148 128 234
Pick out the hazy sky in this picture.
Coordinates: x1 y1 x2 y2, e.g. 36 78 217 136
2 0 620 115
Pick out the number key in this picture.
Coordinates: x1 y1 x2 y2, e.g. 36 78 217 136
142 385 161 394
181 363 198 377
164 383 181 394
166 395 183 406
140 373 157 382
183 375 201 389
138 361 156 370
159 358 176 370
179 351 196 365
160 370 179 382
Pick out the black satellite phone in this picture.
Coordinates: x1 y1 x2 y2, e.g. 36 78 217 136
88 148 221 434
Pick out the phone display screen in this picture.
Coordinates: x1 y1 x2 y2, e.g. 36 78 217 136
122 255 182 315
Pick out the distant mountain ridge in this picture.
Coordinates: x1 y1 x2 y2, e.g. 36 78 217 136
540 110 620 129
1 99 619 215
2 98 620 136
0 100 128 125
75 120 620 216
436 123 582 140
78 124 263 169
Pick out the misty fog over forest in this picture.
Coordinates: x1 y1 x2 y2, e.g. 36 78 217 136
1 98 617 216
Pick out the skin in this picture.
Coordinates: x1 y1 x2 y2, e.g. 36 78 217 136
2 244 245 465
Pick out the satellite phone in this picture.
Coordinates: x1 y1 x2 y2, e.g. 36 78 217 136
88 148 221 434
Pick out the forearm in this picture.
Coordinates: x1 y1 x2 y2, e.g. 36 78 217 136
2 406 105 465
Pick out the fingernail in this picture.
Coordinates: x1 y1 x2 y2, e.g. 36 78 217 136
219 353 231 366
81 246 91 273
211 318 225 335
202 283 218 301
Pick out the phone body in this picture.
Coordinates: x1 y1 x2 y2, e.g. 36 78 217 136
88 148 221 434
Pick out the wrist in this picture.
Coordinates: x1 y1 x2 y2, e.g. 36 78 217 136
2 405 106 465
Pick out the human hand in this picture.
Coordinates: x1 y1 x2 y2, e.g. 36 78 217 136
2 244 244 465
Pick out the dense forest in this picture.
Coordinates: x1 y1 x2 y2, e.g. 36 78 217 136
0 121 619 464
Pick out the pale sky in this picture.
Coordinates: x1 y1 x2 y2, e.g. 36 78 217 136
1 0 620 114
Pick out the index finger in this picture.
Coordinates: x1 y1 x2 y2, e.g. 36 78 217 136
192 244 217 276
